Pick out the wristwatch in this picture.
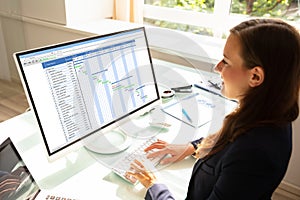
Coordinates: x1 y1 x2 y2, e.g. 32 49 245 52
191 137 203 156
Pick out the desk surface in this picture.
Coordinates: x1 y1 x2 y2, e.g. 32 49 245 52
0 59 235 199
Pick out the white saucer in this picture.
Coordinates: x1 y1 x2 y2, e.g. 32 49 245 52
83 130 132 154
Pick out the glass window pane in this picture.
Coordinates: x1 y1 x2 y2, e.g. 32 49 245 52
144 0 216 37
230 0 300 24
145 0 215 13
144 18 214 36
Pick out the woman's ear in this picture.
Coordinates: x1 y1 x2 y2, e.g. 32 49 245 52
248 66 264 87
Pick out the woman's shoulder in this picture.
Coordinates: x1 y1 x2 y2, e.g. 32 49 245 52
227 123 292 159
238 123 292 143
249 123 292 133
220 123 293 176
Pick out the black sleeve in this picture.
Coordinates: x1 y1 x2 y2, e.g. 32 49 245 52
145 184 175 200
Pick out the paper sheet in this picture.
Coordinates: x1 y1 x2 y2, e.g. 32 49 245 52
161 93 237 128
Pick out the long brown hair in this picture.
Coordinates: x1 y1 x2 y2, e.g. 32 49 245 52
196 18 300 159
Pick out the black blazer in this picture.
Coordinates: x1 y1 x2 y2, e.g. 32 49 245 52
146 124 292 200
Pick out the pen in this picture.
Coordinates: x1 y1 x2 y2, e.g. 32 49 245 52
193 84 237 103
171 85 193 93
171 85 192 90
172 88 192 93
193 84 223 98
208 80 221 90
182 108 192 123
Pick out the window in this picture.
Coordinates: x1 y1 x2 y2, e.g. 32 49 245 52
144 0 300 38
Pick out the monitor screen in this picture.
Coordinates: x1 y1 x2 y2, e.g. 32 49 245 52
14 27 160 158
0 138 41 200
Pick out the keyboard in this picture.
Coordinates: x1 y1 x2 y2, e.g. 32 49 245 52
111 137 165 184
45 195 77 200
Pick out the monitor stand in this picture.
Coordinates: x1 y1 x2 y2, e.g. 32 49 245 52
82 129 132 154
82 106 169 154
118 105 169 138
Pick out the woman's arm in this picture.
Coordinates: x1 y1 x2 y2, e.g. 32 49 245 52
145 184 175 200
126 160 175 200
145 138 202 165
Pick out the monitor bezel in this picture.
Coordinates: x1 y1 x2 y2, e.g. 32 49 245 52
13 27 160 161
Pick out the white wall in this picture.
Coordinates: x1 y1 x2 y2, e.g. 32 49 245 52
0 0 113 82
15 0 113 25
65 0 113 25
0 20 10 80
21 0 67 24
0 16 27 81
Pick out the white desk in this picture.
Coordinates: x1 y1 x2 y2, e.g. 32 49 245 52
0 59 235 199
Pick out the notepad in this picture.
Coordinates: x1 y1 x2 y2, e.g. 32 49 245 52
162 92 238 128
161 93 213 128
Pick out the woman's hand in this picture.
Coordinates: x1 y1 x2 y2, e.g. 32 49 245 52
145 140 195 165
126 159 157 188
125 140 195 188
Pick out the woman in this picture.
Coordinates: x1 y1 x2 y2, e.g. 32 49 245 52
126 18 300 199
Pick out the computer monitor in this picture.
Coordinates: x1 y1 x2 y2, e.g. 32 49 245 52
14 27 160 161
